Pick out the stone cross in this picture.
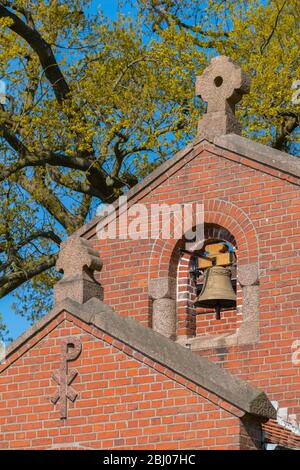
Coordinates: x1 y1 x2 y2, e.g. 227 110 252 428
195 55 250 141
54 236 103 304
51 337 82 419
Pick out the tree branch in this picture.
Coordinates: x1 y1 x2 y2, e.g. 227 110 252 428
76 193 92 225
0 4 69 102
260 0 287 54
273 113 299 151
0 230 61 255
148 2 228 47
18 171 81 232
0 253 58 297
0 122 127 202
48 166 105 199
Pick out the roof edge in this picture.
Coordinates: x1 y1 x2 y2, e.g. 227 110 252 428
2 297 276 420
4 298 91 359
74 134 299 239
75 141 197 238
214 134 300 180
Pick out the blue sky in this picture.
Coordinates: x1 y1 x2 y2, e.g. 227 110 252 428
93 0 118 17
91 0 135 18
0 294 27 341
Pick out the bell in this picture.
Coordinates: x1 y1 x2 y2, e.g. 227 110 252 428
194 266 236 320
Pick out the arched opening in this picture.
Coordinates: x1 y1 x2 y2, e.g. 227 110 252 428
176 223 241 339
149 199 260 348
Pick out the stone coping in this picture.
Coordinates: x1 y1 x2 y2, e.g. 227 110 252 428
4 297 276 420
74 134 300 239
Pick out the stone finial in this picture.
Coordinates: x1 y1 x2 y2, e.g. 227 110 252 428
195 55 250 141
54 237 103 305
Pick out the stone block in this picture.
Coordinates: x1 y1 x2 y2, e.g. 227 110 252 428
149 277 176 300
152 298 176 338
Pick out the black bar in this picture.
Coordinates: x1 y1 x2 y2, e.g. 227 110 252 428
0 449 296 466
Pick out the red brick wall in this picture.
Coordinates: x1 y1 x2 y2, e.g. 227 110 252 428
0 312 248 450
85 143 300 422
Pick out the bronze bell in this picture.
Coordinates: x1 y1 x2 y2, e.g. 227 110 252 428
194 266 236 320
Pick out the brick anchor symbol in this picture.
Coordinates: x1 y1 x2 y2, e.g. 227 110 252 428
51 337 82 419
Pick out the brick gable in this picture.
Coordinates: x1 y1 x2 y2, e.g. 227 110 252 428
61 135 300 446
0 299 274 449
1 136 299 449
0 316 238 449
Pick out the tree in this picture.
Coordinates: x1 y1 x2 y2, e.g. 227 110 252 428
0 0 299 333
139 0 300 150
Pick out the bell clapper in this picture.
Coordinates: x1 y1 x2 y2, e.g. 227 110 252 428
215 305 221 321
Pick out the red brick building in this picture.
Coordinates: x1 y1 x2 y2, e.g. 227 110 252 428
0 56 299 450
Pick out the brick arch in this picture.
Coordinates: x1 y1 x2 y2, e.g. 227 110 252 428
148 199 259 280
203 199 259 264
148 200 260 341
204 223 236 248
176 222 239 338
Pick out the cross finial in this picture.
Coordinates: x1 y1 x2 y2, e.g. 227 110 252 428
195 55 250 141
54 237 103 304
56 237 102 279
